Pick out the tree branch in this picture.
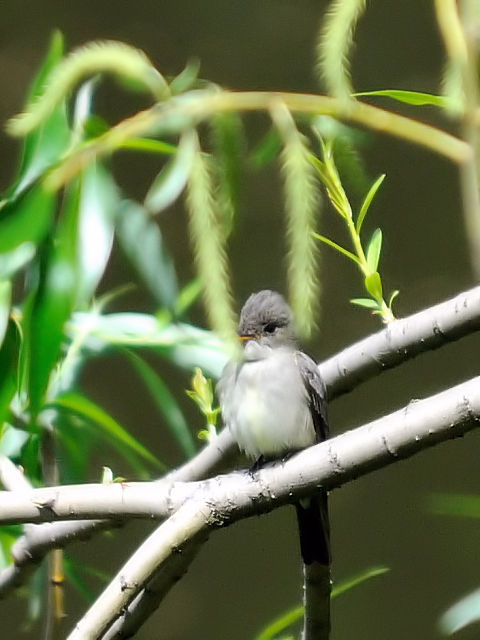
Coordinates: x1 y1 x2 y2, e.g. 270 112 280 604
2 285 480 635
53 373 480 638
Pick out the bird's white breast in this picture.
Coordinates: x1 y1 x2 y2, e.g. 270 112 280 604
220 347 315 458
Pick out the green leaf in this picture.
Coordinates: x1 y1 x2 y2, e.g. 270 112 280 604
76 163 117 305
429 493 480 519
0 185 57 254
356 174 385 234
169 59 201 95
254 565 388 640
0 281 11 347
440 588 480 635
388 289 399 310
354 89 451 108
312 232 361 265
69 313 228 378
50 392 166 471
0 425 29 458
119 138 176 155
0 243 36 280
366 228 382 273
116 200 179 310
3 32 71 201
331 566 389 598
144 129 196 214
27 187 79 415
350 297 379 310
249 127 283 168
126 351 196 458
364 271 383 300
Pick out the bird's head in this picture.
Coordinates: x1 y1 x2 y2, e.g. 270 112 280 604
238 290 298 351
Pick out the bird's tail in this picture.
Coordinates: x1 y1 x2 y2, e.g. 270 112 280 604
295 489 330 566
296 490 331 640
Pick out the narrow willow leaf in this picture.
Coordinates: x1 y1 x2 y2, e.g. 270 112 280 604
312 232 361 265
354 89 451 108
429 493 480 519
119 138 176 155
249 127 283 169
185 132 236 345
7 40 169 137
116 200 179 310
76 163 117 305
388 289 399 310
27 195 78 415
350 297 379 310
356 174 385 234
273 105 321 338
2 32 71 202
0 185 57 253
126 351 196 458
169 59 201 95
51 392 165 470
366 228 382 273
210 112 245 236
254 566 388 640
0 281 11 347
0 322 19 426
0 242 36 280
364 271 383 300
144 129 196 214
440 588 480 635
316 0 367 100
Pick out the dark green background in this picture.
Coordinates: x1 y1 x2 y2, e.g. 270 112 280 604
1 1 480 639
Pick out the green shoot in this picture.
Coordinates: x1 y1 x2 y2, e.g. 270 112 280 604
186 367 221 442
311 139 397 322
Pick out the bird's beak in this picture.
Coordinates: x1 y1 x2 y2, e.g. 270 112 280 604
238 333 255 342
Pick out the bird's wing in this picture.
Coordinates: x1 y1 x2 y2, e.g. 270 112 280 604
295 351 329 442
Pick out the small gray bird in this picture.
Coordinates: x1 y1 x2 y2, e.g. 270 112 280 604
218 290 330 566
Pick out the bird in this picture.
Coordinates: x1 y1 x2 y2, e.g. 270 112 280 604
217 289 330 567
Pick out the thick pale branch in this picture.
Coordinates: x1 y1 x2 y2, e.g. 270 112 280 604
2 285 480 630
67 501 209 640
1 374 479 525
65 374 480 639
320 285 480 397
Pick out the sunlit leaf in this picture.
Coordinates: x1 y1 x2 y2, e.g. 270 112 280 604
354 89 451 108
254 565 388 640
350 297 379 309
126 351 196 458
27 187 78 415
0 185 57 254
249 127 283 168
0 281 11 347
0 526 22 570
364 271 383 300
356 174 386 234
312 232 361 265
116 200 178 309
76 163 117 305
51 392 165 471
144 129 196 214
0 242 36 280
0 425 29 458
68 312 228 378
440 588 480 635
366 228 382 273
169 59 201 95
3 31 71 201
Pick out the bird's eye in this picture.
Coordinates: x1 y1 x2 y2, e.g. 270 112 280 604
263 322 277 333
